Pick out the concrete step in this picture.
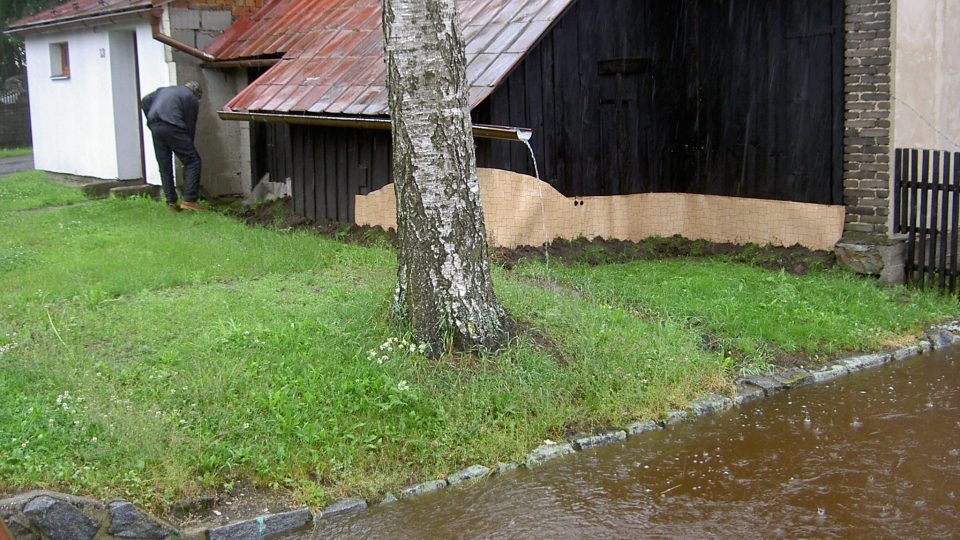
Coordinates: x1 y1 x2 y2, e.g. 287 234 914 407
110 184 160 199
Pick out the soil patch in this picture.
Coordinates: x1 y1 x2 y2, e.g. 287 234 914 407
223 197 836 276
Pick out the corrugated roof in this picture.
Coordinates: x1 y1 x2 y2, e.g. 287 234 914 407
8 0 152 32
213 0 573 117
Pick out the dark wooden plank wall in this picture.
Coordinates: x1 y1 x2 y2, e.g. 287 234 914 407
288 124 393 223
251 122 293 188
474 0 844 204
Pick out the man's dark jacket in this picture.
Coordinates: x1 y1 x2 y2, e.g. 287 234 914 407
141 86 199 139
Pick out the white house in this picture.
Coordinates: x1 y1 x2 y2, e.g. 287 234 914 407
6 0 256 195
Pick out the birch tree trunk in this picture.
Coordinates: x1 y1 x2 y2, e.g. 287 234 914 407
381 0 513 354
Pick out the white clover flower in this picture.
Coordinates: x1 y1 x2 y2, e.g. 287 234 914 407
243 422 250 430
90 437 97 443
397 380 410 392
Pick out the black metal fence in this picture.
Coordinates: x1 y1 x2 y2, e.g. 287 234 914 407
894 148 960 293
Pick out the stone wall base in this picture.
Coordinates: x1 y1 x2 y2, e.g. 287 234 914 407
834 234 908 285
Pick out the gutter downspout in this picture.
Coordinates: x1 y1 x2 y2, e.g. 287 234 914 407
149 7 215 63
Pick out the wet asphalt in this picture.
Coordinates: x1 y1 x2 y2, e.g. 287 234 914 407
0 154 33 176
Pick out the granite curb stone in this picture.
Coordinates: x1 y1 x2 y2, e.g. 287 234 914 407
573 430 627 450
321 497 367 518
625 420 660 436
893 345 921 361
687 393 734 416
734 384 766 405
739 374 786 396
22 495 100 540
809 363 849 383
208 508 313 540
5 514 40 540
662 410 687 425
526 443 575 468
926 329 954 349
841 352 890 371
107 501 176 538
447 465 492 485
400 480 447 499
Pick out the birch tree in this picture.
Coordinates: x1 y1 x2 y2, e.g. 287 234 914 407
381 0 513 354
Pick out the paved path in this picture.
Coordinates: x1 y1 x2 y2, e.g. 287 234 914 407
0 154 34 176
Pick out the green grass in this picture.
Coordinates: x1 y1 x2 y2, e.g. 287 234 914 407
0 147 31 159
0 171 87 212
0 172 956 511
515 259 955 371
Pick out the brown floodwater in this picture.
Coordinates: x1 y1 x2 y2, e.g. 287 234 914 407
306 348 960 539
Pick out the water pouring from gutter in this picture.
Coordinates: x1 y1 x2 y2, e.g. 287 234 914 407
515 129 550 264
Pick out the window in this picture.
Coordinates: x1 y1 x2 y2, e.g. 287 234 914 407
49 42 70 79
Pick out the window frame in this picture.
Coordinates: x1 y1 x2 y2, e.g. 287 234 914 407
49 42 70 79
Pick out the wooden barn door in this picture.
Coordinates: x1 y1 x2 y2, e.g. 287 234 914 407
598 60 649 196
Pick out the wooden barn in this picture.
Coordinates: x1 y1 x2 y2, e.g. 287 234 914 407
206 0 844 224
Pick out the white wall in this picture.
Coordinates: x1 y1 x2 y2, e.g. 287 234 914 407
135 22 173 186
26 29 123 178
894 0 960 152
24 20 171 181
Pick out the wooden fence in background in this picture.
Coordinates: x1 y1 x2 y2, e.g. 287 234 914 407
894 148 960 294
0 95 31 148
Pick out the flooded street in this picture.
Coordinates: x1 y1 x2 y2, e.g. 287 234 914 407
309 348 959 538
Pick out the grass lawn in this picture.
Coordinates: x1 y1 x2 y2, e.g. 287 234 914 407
1 171 956 512
0 147 32 159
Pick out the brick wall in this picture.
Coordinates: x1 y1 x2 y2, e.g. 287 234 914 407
843 0 894 238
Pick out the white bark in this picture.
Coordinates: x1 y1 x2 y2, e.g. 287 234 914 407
381 0 512 353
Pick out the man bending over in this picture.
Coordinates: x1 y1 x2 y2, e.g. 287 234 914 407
141 81 203 211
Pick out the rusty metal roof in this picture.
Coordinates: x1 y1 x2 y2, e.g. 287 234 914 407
212 0 574 117
7 0 152 33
